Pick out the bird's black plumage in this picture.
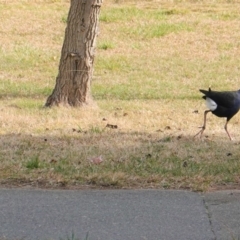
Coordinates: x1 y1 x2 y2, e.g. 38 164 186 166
200 88 240 120
195 88 240 140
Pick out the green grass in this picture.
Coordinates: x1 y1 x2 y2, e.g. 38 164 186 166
0 79 51 99
0 0 240 191
99 6 188 23
122 22 192 39
26 156 40 169
98 40 115 50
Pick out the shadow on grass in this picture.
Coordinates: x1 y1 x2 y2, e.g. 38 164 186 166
0 128 240 191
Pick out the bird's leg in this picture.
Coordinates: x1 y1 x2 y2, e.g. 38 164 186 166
224 120 232 141
194 110 211 138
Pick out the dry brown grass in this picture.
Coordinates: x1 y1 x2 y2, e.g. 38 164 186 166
1 0 240 191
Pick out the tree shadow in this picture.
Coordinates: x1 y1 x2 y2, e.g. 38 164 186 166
0 129 239 191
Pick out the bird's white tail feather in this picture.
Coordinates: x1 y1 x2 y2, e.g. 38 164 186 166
206 97 217 111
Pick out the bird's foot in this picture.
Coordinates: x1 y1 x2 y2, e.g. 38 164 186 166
194 126 205 138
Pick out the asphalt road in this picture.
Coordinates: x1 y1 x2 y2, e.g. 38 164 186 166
0 189 239 240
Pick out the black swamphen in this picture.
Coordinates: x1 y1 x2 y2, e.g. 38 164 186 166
195 88 240 140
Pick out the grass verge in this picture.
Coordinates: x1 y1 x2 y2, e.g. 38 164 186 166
0 0 240 191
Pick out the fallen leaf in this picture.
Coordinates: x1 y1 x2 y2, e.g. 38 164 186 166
182 161 188 167
73 128 82 133
50 159 57 164
177 135 182 140
106 123 118 129
88 156 103 164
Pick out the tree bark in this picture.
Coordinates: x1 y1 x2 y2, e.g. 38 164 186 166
45 0 103 107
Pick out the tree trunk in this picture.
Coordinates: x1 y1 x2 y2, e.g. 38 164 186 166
45 0 103 107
